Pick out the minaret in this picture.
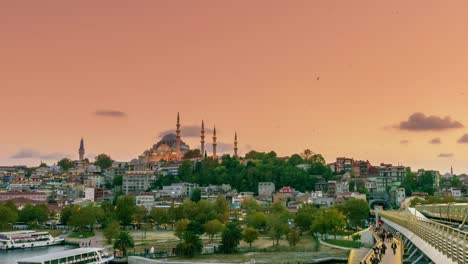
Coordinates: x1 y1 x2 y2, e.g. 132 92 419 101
79 138 85 161
212 126 217 160
200 120 205 158
234 132 238 158
451 166 454 176
176 112 181 160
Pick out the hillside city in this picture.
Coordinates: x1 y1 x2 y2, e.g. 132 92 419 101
1 114 466 264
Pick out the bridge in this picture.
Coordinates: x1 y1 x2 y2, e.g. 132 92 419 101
374 204 468 264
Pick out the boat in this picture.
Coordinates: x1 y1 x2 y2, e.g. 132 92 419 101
17 247 114 264
0 230 64 250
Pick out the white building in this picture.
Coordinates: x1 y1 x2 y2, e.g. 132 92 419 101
136 194 155 211
162 182 199 197
84 187 95 202
122 171 156 194
258 182 275 196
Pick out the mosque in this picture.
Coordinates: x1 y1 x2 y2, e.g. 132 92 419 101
134 113 239 164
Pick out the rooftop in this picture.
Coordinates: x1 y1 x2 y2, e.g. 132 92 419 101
18 247 104 263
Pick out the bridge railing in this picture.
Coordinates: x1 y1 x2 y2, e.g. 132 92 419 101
379 210 468 264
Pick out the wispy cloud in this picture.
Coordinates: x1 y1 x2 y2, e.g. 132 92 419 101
398 112 463 131
438 153 454 158
11 149 70 160
94 110 127 118
400 140 409 145
458 134 468 144
429 137 441 144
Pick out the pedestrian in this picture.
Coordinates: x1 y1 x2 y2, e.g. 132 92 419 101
391 242 397 255
381 243 387 255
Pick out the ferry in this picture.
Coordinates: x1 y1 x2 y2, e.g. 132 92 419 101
17 247 114 264
0 230 64 250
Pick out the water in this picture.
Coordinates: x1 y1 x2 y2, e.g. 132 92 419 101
0 244 78 264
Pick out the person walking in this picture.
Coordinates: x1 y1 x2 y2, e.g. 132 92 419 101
381 243 387 255
391 241 397 255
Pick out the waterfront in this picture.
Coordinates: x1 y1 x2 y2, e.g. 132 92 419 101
0 244 78 264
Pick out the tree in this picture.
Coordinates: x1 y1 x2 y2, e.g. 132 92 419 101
267 215 289 246
113 231 134 256
150 208 169 226
242 227 259 248
57 158 75 171
287 229 301 248
175 218 191 239
220 221 242 254
104 220 120 244
18 204 49 225
246 212 268 231
242 198 262 214
203 219 224 242
338 199 369 228
113 175 123 186
312 208 346 239
0 203 18 229
183 149 202 159
94 154 113 170
69 205 103 231
176 231 203 258
190 188 201 202
132 206 147 227
294 203 317 233
116 195 136 226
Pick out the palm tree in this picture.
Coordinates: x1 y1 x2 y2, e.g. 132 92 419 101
176 231 203 258
113 231 134 256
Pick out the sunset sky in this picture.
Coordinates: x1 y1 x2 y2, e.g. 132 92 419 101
2 1 468 173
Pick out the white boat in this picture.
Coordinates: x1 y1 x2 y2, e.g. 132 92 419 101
0 230 64 250
17 247 114 264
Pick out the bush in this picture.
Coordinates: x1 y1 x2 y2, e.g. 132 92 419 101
352 234 361 242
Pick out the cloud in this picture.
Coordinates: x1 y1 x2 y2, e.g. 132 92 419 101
429 137 441 144
457 134 468 143
159 125 215 138
11 149 40 159
398 112 463 131
438 153 454 158
94 110 127 118
400 140 409 145
11 149 70 160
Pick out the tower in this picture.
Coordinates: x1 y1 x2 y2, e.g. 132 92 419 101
79 138 85 161
200 120 205 158
176 112 181 160
234 131 238 158
212 125 217 160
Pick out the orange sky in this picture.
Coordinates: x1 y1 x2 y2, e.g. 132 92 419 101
2 1 468 173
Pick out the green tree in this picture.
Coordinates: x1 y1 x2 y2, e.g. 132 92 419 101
190 188 202 202
183 149 202 159
18 204 49 225
294 203 317 233
338 199 369 228
113 175 123 186
0 203 18 229
104 220 120 244
203 219 224 242
94 154 113 170
176 231 203 258
287 228 301 248
69 205 104 231
246 212 268 231
150 207 169 226
312 208 346 239
116 195 136 226
113 231 134 256
221 221 242 254
175 218 191 239
267 215 289 247
242 227 259 248
57 158 75 171
132 206 147 227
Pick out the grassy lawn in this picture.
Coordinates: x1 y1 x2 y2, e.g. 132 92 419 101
69 230 95 238
323 239 361 248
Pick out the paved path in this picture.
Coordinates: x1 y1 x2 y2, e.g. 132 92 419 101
380 239 401 264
